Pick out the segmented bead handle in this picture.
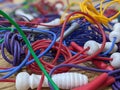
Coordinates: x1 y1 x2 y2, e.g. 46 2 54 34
16 72 88 90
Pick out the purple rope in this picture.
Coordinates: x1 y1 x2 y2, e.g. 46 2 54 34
1 32 24 66
49 64 110 76
112 84 119 90
114 81 120 89
108 69 120 75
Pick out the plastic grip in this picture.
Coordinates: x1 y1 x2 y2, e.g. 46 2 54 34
70 42 84 52
72 73 109 90
16 72 88 90
98 76 115 90
92 60 114 70
16 72 30 90
92 60 108 69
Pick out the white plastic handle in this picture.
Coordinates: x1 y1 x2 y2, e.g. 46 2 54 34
16 72 88 90
16 72 30 90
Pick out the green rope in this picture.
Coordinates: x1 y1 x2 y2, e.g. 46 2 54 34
0 10 59 90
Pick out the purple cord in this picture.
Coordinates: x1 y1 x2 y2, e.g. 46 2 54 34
115 76 120 80
90 25 110 41
112 84 119 90
49 64 110 76
1 32 24 66
114 81 120 89
111 78 120 90
108 69 120 75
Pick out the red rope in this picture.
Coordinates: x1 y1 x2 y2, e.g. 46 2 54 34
0 79 15 82
26 11 107 90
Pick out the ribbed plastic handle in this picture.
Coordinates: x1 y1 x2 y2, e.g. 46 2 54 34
16 72 88 90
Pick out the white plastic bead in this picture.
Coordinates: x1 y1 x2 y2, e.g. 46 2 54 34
58 10 68 16
110 52 120 68
48 18 60 25
55 3 63 10
15 9 34 20
16 72 88 90
111 18 118 24
113 23 120 31
37 18 60 29
84 40 99 55
16 72 30 90
99 42 118 54
109 31 120 43
29 74 48 89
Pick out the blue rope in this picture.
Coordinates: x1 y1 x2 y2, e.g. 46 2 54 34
102 37 116 55
0 28 57 79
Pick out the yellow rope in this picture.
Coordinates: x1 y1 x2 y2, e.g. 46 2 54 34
60 0 120 25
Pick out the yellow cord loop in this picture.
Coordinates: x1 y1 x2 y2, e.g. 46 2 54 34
60 0 120 25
